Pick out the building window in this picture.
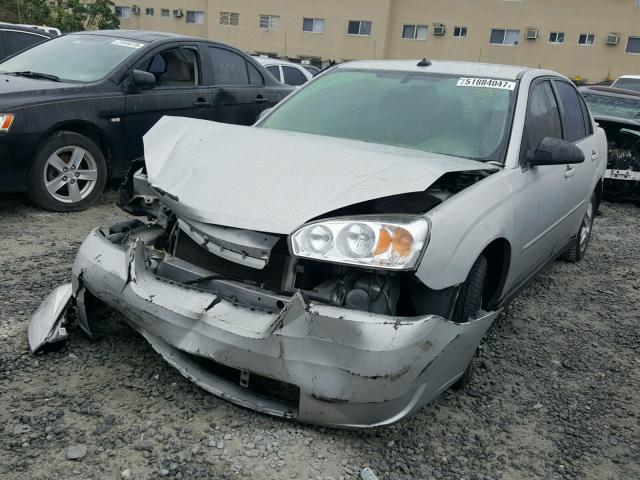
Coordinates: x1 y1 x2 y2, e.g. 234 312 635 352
115 6 131 18
453 26 467 38
302 18 325 33
259 15 280 31
626 36 640 54
490 28 520 45
186 11 204 24
161 9 169 17
578 33 595 45
145 7 154 16
220 12 239 26
402 24 428 40
347 20 372 36
548 32 565 44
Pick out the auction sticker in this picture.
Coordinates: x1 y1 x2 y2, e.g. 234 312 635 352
111 40 145 49
457 77 516 90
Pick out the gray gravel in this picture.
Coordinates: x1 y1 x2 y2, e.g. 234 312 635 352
1 190 639 479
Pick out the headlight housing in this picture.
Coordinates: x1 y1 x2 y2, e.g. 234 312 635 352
290 216 430 270
0 113 14 133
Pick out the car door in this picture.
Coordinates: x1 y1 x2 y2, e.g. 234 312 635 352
204 45 274 125
552 79 597 242
123 44 215 159
510 79 568 286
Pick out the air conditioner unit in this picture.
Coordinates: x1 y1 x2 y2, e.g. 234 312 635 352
173 9 183 17
525 29 539 40
433 24 445 36
131 6 140 14
605 33 619 45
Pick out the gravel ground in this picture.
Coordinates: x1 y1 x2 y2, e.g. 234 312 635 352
1 191 638 480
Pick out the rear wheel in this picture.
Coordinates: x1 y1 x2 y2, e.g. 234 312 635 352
562 192 595 263
450 254 488 390
28 132 107 212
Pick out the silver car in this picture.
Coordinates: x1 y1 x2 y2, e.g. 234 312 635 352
30 60 606 428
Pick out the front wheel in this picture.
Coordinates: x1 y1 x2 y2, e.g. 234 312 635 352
562 192 595 263
28 132 107 212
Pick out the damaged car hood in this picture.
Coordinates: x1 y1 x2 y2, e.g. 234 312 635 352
144 116 497 234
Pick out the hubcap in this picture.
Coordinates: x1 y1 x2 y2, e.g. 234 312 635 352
579 199 594 253
43 146 98 204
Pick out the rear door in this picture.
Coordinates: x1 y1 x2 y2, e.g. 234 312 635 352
552 79 597 242
123 44 215 159
204 46 275 125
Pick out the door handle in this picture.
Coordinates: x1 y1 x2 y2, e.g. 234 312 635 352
193 98 212 107
591 150 598 161
564 165 576 178
254 95 268 103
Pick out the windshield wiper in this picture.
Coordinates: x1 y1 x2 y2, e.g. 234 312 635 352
11 71 60 82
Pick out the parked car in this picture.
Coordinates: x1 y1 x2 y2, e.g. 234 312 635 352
580 85 640 202
254 56 313 87
0 23 54 61
610 75 640 93
30 60 606 428
0 30 292 211
17 24 62 37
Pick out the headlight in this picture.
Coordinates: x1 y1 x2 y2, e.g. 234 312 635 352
0 113 14 133
290 216 430 270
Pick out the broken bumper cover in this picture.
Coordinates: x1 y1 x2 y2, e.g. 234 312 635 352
71 228 499 428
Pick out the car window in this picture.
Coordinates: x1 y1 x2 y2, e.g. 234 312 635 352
0 34 146 82
145 47 198 88
247 61 263 86
260 70 516 162
2 30 47 56
266 65 280 81
612 78 640 93
282 66 306 86
523 80 563 157
554 80 587 142
582 93 640 121
207 46 249 85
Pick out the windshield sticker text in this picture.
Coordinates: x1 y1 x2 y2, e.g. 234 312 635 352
111 40 145 49
457 78 516 91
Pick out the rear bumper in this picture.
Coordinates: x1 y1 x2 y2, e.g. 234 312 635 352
72 228 499 428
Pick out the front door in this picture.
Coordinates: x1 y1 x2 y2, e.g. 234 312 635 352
123 45 217 160
509 79 569 286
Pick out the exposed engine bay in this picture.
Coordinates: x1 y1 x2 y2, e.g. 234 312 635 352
598 118 640 203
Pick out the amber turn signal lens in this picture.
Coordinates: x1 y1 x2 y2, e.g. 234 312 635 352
373 227 391 255
391 227 413 258
0 114 14 132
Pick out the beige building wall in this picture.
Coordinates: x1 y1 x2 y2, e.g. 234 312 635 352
117 0 640 82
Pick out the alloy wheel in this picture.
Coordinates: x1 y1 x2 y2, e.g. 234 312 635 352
43 146 98 204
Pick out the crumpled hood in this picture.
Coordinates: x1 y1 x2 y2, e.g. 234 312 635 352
144 116 496 234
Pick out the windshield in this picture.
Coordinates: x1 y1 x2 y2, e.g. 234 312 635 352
259 69 516 162
612 78 640 93
583 93 640 121
0 34 146 82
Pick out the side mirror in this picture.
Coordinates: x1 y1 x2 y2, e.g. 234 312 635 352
529 137 585 166
130 69 156 91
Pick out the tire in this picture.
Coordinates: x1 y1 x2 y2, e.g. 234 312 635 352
28 132 107 212
562 192 595 263
450 254 488 390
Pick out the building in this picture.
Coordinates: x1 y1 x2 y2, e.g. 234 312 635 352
115 0 640 82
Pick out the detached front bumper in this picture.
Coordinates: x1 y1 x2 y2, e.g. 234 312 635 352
68 228 499 428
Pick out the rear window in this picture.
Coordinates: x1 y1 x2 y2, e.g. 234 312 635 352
583 93 640 121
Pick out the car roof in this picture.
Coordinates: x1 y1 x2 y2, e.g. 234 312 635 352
0 22 55 37
335 60 533 80
253 57 305 68
71 29 198 43
616 75 640 80
580 85 640 98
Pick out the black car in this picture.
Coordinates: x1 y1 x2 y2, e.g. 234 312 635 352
0 23 54 61
580 85 640 203
0 30 293 211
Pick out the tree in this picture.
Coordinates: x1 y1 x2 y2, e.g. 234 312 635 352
0 0 119 32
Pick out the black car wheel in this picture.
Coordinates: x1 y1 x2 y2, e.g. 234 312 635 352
562 192 595 263
28 132 107 212
450 254 488 390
